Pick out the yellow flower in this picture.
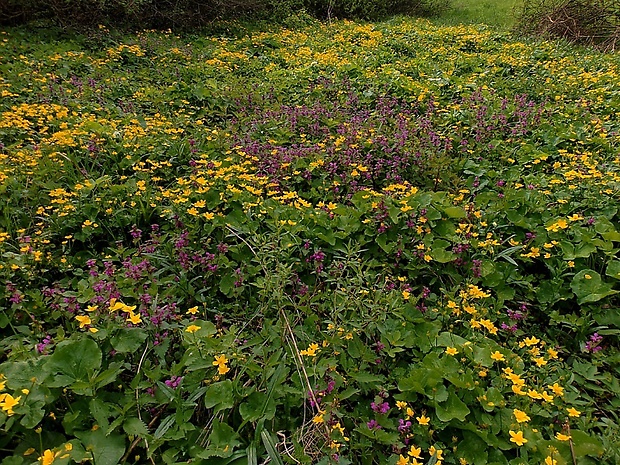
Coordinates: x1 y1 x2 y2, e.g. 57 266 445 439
533 356 547 367
541 390 554 402
527 389 543 400
300 343 319 357
548 383 564 396
39 449 58 465
429 445 443 460
185 324 201 333
407 445 422 458
445 347 458 356
509 430 527 446
213 354 230 375
397 454 410 465
491 351 505 362
416 415 430 425
508 373 525 386
545 456 558 465
75 315 91 328
555 432 571 441
0 393 21 415
402 290 411 300
513 409 531 423
186 306 199 315
567 407 581 417
396 400 408 410
127 312 142 324
312 410 325 424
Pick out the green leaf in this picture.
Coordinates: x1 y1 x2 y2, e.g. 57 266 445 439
261 430 284 465
443 206 467 218
110 328 148 353
431 247 456 263
76 428 125 465
239 391 276 422
198 420 241 458
435 390 470 422
0 311 9 328
19 401 46 429
154 414 176 439
457 431 488 465
376 234 394 253
46 338 102 386
220 274 237 295
123 417 149 437
571 269 618 304
436 332 468 348
570 430 604 456
606 260 620 280
204 380 234 412
349 372 385 385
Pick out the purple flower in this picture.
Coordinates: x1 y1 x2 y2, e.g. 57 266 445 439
164 375 183 389
367 419 381 430
398 419 412 433
371 401 390 414
585 333 603 353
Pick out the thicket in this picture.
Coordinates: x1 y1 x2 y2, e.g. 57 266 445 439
0 0 451 28
516 0 620 51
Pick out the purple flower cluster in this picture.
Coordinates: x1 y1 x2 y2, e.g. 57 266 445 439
164 375 183 389
36 335 53 354
585 333 603 353
371 401 390 414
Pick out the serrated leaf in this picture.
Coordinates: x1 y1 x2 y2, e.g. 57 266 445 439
124 417 149 437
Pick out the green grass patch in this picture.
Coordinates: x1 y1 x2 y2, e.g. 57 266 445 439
436 0 522 27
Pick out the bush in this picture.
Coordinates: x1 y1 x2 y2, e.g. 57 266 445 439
305 0 451 20
0 0 452 28
516 0 620 51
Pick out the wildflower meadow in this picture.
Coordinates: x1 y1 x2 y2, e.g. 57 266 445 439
0 13 619 465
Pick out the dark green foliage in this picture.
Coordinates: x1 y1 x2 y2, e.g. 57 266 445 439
305 0 450 20
0 0 452 28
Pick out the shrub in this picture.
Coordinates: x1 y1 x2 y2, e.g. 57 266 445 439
515 0 620 51
303 0 451 20
0 0 452 28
